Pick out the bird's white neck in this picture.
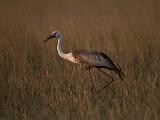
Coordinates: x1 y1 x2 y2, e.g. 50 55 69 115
56 39 77 63
57 39 66 58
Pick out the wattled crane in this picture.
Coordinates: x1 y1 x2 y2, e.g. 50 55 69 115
43 31 125 90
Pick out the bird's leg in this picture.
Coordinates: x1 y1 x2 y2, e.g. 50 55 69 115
97 68 114 90
87 67 92 79
87 67 95 96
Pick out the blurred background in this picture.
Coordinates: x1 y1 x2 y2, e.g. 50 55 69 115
0 0 160 119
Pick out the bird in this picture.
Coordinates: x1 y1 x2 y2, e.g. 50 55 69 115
43 31 125 90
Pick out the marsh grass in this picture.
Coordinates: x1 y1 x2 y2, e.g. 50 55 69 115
0 0 160 119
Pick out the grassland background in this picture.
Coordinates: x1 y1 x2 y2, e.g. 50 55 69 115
0 0 160 120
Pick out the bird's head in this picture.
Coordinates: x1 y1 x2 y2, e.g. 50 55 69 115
43 31 62 43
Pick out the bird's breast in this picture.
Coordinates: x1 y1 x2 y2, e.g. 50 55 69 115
67 56 77 63
64 53 77 64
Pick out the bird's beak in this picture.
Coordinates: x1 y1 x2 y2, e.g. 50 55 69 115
43 34 55 43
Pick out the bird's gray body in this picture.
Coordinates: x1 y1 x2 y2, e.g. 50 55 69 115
72 49 124 79
72 49 119 71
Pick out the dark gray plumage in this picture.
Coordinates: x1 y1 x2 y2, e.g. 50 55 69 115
72 49 125 79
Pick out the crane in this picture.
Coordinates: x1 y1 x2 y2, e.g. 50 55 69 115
43 31 125 91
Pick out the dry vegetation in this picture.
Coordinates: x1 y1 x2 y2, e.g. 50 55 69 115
0 0 160 119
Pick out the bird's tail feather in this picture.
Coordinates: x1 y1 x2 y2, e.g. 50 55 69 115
117 70 125 80
115 63 125 80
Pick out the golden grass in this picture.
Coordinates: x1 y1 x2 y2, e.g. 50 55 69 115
0 0 160 119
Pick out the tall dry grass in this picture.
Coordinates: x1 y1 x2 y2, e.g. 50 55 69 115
0 0 160 119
